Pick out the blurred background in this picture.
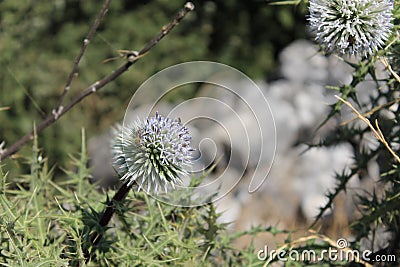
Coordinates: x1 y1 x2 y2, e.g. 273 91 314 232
0 0 307 166
2 0 375 249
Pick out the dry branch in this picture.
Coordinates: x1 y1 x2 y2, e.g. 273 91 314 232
335 95 400 164
0 2 195 161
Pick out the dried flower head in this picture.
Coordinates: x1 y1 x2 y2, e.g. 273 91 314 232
308 0 394 57
112 112 193 193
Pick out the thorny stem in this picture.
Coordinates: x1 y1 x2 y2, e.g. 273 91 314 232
0 2 195 161
83 181 132 263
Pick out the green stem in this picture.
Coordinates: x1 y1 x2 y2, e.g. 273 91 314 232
83 182 132 263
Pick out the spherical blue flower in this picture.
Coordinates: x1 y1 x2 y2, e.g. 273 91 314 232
308 0 394 57
112 112 193 193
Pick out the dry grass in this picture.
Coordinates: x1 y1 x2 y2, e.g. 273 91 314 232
336 95 400 164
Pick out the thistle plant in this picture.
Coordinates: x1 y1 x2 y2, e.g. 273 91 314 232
112 112 193 193
308 0 394 56
83 113 194 261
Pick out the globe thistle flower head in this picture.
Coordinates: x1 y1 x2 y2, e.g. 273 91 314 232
308 0 394 57
112 112 193 194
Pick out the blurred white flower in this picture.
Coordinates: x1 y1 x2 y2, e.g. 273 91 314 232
308 0 394 57
112 112 193 193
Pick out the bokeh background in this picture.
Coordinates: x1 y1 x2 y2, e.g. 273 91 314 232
1 0 372 250
0 0 307 167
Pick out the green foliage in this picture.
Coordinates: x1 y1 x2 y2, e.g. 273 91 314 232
255 1 400 266
0 135 70 266
1 1 400 266
312 43 400 229
0 1 308 266
0 132 272 266
0 0 307 172
306 2 400 266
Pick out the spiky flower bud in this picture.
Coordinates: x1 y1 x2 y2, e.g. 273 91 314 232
112 112 193 193
308 0 394 57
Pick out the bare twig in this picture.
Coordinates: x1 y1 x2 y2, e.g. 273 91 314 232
55 0 112 113
0 2 195 161
336 95 400 164
340 97 400 126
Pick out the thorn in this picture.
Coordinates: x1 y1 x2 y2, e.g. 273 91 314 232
185 2 195 11
52 109 57 119
126 51 140 62
52 106 64 120
129 51 139 57
0 141 5 155
90 81 100 92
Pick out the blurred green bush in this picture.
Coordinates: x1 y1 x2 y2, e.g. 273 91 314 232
0 0 307 171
